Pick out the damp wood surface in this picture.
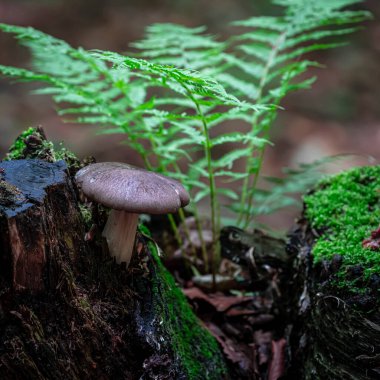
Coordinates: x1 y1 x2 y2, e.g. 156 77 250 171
0 158 88 292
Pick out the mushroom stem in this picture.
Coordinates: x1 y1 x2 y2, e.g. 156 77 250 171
102 209 139 266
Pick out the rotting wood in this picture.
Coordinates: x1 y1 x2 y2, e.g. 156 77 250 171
0 159 88 292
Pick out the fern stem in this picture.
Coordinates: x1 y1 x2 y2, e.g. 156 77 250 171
167 213 183 246
190 205 210 273
243 88 287 228
143 136 199 258
171 162 204 259
242 143 265 230
185 89 219 278
237 32 287 228
143 123 202 258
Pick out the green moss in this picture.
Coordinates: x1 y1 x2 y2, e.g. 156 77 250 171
79 204 92 229
6 127 36 160
54 144 81 169
304 165 380 287
5 128 81 172
148 241 227 380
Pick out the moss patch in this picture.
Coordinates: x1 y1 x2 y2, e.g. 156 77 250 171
304 165 380 288
5 127 81 170
148 241 227 380
6 127 36 160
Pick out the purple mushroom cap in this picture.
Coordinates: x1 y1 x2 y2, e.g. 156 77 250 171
75 162 190 214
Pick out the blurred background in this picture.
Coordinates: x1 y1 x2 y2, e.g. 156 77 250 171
0 0 379 230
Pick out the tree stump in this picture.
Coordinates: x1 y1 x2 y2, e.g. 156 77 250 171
0 130 228 379
286 166 380 379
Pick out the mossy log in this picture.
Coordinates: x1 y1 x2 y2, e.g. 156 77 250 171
286 166 380 379
0 153 227 379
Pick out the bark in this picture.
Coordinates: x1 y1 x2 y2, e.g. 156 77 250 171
0 159 88 292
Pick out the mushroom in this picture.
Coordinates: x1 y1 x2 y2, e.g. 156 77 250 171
75 162 190 266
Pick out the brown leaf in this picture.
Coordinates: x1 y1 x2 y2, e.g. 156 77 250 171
183 287 253 312
210 294 253 312
205 322 251 371
249 343 261 380
183 287 211 305
221 322 242 338
268 338 286 380
362 225 380 250
192 274 239 291
225 309 257 317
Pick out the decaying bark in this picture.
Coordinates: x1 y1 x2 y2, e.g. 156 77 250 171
286 218 380 379
0 130 227 380
0 159 88 292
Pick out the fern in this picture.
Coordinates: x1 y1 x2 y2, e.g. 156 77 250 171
133 0 369 229
0 0 370 273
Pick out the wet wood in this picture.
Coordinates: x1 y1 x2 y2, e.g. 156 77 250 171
0 159 88 292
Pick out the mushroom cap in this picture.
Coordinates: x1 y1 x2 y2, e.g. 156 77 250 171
75 162 190 214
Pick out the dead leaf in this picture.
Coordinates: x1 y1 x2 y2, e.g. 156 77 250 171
226 309 258 317
206 322 251 371
183 287 253 312
268 338 286 380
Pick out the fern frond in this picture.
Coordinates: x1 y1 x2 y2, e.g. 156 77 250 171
227 0 369 227
216 187 240 201
132 2 368 228
212 148 251 170
131 23 226 72
0 24 248 162
230 154 371 222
